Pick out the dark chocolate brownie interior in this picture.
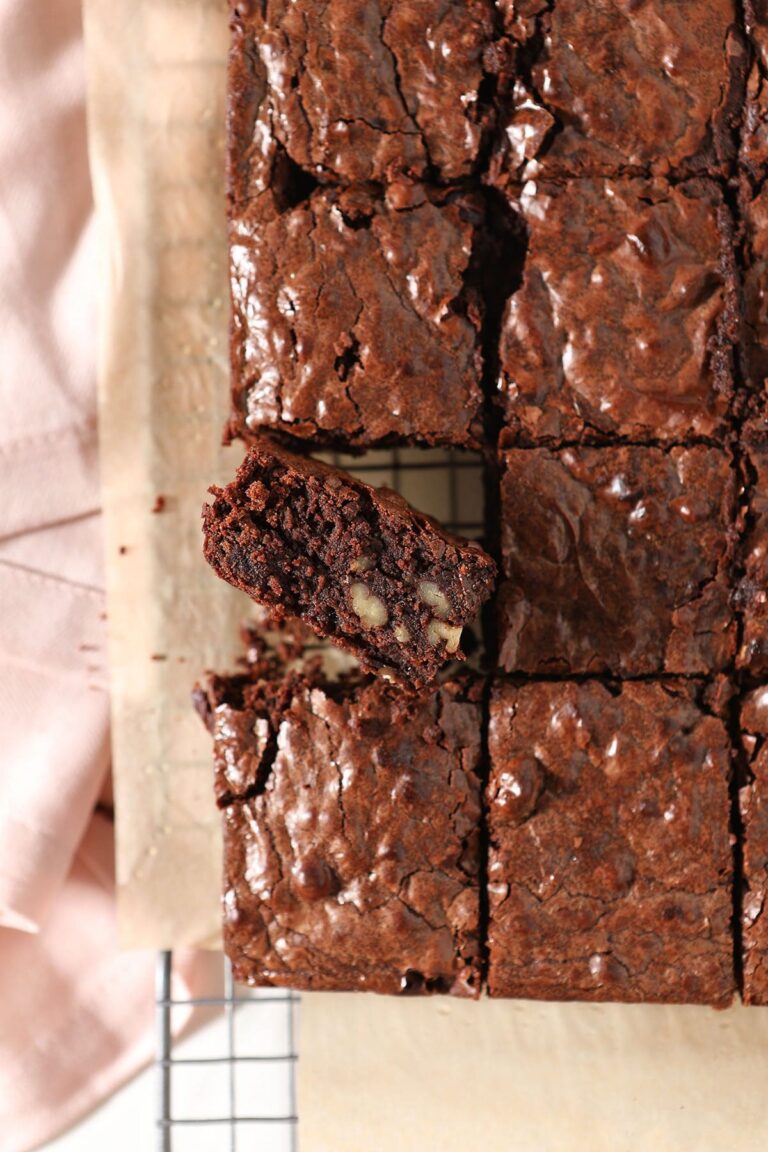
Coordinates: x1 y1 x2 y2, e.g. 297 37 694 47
203 438 496 691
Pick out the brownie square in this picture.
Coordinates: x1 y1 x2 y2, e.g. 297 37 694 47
203 438 496 691
737 432 768 674
487 679 734 1004
498 446 736 675
498 178 738 445
228 0 501 193
494 0 745 181
207 672 483 996
740 686 768 1005
229 186 485 449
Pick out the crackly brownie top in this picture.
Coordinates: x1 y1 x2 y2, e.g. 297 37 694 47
229 186 484 448
498 177 737 445
498 445 736 676
740 685 768 1004
487 678 734 1004
228 0 503 194
220 674 483 996
493 0 744 181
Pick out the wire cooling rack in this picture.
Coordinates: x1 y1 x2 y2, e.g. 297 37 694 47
155 448 487 1148
156 951 298 1150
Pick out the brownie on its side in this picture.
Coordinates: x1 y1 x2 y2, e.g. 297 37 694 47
198 669 483 996
493 0 745 181
202 439 496 691
487 679 734 1005
229 185 487 450
497 446 735 676
228 0 505 193
498 178 738 445
740 687 768 1005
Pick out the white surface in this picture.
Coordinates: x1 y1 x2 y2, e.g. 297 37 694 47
43 993 295 1152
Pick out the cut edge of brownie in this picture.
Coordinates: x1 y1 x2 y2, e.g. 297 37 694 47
202 438 497 691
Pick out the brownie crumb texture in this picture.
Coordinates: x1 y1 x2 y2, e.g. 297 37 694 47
202 438 496 691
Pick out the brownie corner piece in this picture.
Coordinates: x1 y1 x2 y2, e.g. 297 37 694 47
228 0 501 193
740 685 768 1005
487 678 734 1005
498 176 738 446
229 185 486 451
497 444 736 676
202 438 496 691
220 673 483 996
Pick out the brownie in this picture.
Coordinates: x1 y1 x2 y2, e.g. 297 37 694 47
741 2 768 179
229 185 486 449
737 430 768 674
497 446 736 676
497 177 738 446
202 438 497 690
487 679 734 1004
493 0 745 181
201 670 483 996
193 663 301 808
228 0 503 193
740 686 768 1005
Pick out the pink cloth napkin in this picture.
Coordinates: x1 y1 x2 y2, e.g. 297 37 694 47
0 3 201 1148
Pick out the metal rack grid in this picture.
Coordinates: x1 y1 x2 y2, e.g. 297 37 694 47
155 448 487 1148
156 951 298 1151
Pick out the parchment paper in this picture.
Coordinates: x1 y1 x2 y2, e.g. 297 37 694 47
85 1 768 1147
85 0 238 949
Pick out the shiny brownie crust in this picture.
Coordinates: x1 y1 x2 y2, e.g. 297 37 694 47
204 672 484 996
498 177 739 446
497 445 736 676
487 679 734 1005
